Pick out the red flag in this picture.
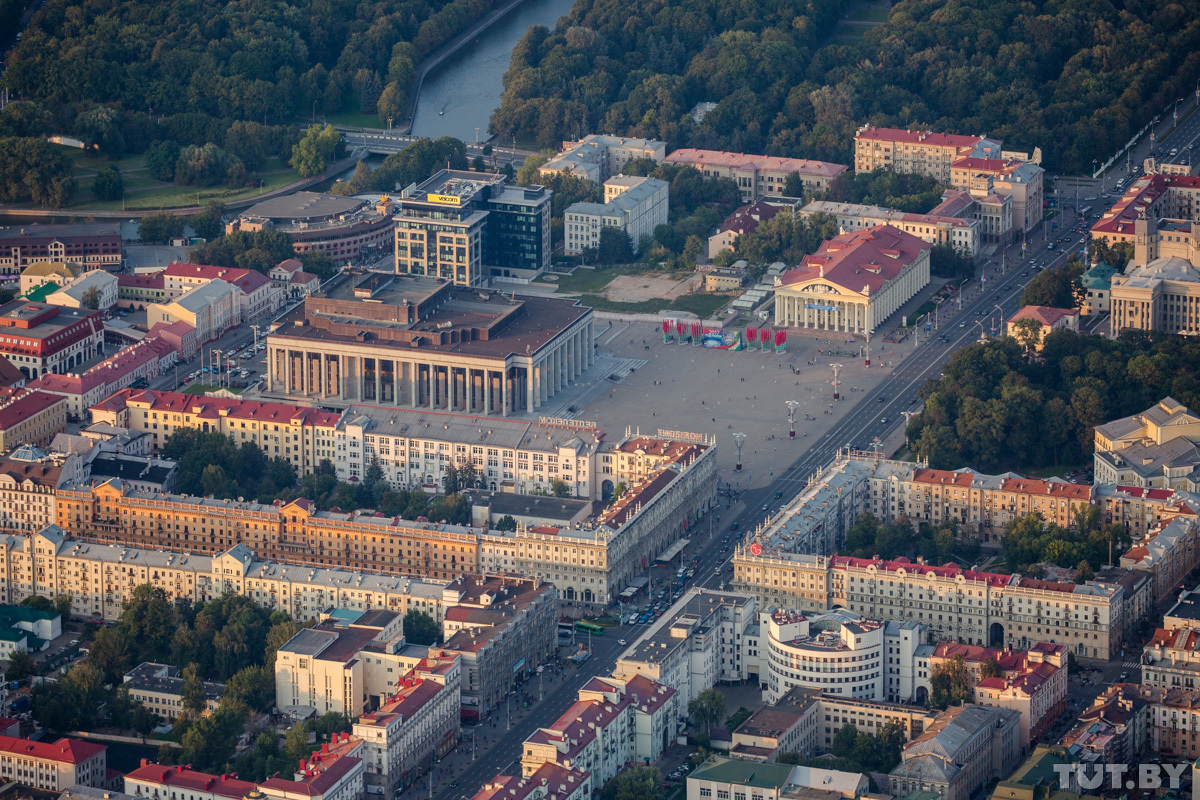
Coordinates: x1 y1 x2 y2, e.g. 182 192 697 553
662 319 669 334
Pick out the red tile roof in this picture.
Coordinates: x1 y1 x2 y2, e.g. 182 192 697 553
999 475 1091 500
1007 305 1078 327
913 468 976 488
664 149 847 179
855 127 996 149
831 555 1012 587
118 273 165 289
0 735 105 764
94 388 342 427
780 225 931 297
0 390 64 431
165 262 272 295
126 765 256 799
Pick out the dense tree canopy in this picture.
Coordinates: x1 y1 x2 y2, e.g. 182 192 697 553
0 137 75 206
161 429 298 502
908 329 1200 471
492 0 1200 173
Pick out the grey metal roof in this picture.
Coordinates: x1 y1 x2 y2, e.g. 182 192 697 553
278 627 338 657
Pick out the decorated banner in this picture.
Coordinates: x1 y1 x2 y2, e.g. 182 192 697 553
746 326 758 353
691 321 702 346
677 319 688 345
759 325 771 352
662 318 673 343
703 329 742 350
774 329 787 354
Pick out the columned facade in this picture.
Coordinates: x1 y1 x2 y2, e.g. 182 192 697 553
265 318 596 416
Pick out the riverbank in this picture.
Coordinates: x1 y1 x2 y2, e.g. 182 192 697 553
400 0 532 135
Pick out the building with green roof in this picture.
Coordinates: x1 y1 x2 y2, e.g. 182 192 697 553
1080 263 1118 315
21 281 60 304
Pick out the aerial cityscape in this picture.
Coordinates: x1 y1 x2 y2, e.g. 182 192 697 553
0 4 1197 800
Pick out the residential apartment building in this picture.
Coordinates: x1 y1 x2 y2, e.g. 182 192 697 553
472 764 589 800
686 758 865 800
0 736 108 792
1120 515 1200 602
1136 684 1200 760
853 127 1002 184
663 149 847 202
1110 253 1200 337
263 271 594 416
0 452 73 533
0 528 498 631
123 662 224 720
563 176 668 255
799 201 980 258
228 192 396 265
0 301 104 380
950 158 1044 233
1090 174 1200 246
353 656 461 794
1058 683 1147 765
0 391 68 451
127 733 364 800
1094 483 1200 540
773 226 932 334
0 224 123 275
888 705 1021 800
117 273 167 307
539 135 666 183
275 608 435 716
1142 627 1200 690
478 440 717 609
516 672 676 795
429 574 559 716
147 279 241 344
394 171 552 286
91 388 342 475
969 642 1067 746
55 479 482 581
708 202 792 259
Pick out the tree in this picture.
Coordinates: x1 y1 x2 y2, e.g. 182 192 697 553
597 226 634 264
1011 317 1044 356
54 594 72 621
403 609 441 646
92 166 124 201
5 648 34 681
929 655 972 709
980 658 1003 679
290 124 342 178
831 723 858 758
146 141 181 181
191 202 226 241
80 286 102 310
21 595 53 613
494 514 518 531
783 172 805 197
550 479 571 498
181 663 208 717
139 213 186 243
687 687 725 735
600 767 661 800
75 106 125 155
1076 560 1094 583
443 464 460 495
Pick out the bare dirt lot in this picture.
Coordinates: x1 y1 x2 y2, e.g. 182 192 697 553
601 273 701 303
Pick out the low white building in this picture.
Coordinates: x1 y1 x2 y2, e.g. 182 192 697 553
563 177 668 255
46 271 119 312
147 279 241 343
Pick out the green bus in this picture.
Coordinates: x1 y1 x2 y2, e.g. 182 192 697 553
574 620 604 635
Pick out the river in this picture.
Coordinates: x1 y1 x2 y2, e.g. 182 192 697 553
411 0 577 142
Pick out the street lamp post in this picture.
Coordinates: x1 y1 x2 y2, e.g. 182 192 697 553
993 304 1004 336
785 400 800 439
830 363 843 400
733 432 746 471
864 329 873 366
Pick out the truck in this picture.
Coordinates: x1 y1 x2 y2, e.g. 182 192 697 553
9 696 29 713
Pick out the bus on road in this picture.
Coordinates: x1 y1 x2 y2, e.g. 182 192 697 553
574 620 604 636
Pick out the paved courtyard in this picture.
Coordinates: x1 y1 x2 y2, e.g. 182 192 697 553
529 320 917 493
601 273 701 302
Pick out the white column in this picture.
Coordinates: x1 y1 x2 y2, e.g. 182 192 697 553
526 367 535 413
467 368 475 413
484 371 491 415
502 370 509 417
428 366 435 409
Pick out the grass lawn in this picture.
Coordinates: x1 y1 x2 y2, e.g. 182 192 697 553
838 22 878 36
75 165 302 211
323 110 387 129
183 383 241 395
1020 462 1089 478
576 291 728 319
849 6 889 21
538 265 643 294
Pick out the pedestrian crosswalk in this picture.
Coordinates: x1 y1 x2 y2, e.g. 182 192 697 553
1121 661 1142 669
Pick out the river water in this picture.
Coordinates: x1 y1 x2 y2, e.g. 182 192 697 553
411 0 577 142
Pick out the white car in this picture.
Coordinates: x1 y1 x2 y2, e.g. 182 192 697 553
618 639 627 646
